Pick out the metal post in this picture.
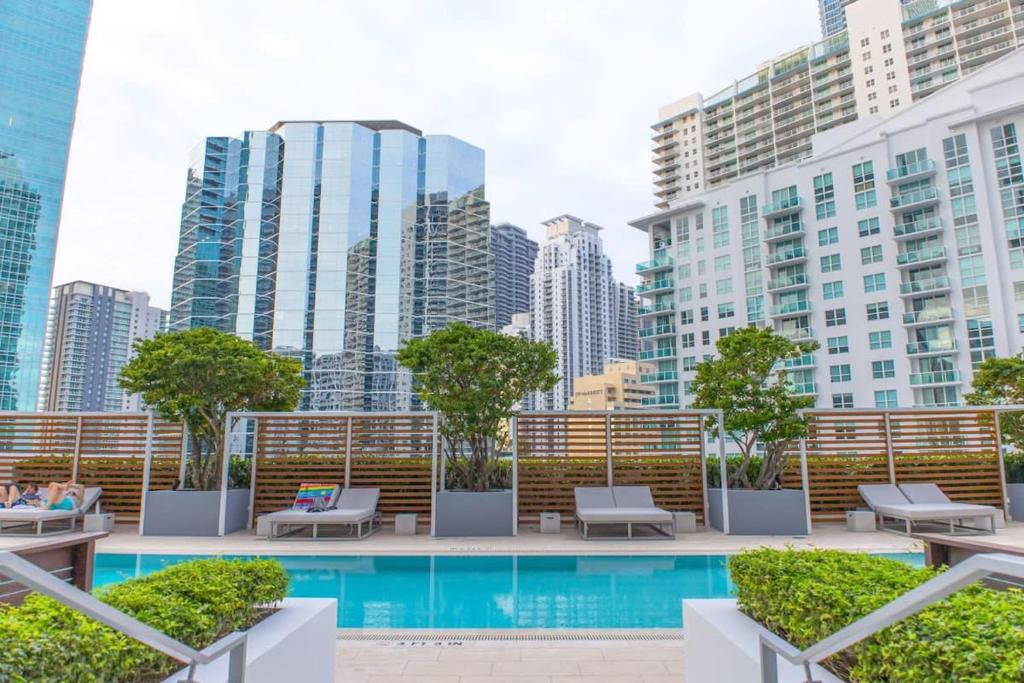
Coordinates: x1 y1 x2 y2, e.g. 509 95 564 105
717 412 730 535
138 412 155 535
511 415 519 536
430 413 438 537
217 413 233 537
698 415 710 526
178 424 188 486
246 418 259 530
605 413 613 486
71 415 83 482
884 411 896 484
226 637 247 683
344 416 353 487
799 433 812 535
994 408 1010 521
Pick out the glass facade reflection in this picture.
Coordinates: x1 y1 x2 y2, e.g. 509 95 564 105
0 1 91 410
170 121 494 410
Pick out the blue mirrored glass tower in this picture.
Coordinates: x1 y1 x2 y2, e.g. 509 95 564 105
0 0 91 410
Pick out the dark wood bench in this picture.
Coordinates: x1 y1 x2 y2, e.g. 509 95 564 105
915 532 1024 589
0 531 107 604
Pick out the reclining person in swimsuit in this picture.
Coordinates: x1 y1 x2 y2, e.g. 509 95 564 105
42 481 85 511
0 482 42 508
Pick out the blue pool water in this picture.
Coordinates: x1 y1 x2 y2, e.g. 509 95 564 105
93 553 923 629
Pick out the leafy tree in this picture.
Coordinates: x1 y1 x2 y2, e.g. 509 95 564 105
691 326 817 490
119 328 304 490
397 322 558 492
965 354 1024 453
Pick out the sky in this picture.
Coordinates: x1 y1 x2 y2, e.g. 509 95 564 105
56 0 821 309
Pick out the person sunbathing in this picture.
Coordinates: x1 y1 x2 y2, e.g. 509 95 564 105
0 482 42 508
41 481 85 511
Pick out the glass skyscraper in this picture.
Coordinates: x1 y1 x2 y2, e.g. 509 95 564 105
0 1 91 410
170 120 494 411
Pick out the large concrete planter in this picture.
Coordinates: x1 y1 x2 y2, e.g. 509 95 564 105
166 598 336 683
142 489 250 536
707 488 809 535
1008 483 1024 522
684 599 842 682
434 490 514 537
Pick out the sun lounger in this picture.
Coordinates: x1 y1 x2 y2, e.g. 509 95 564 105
265 487 381 540
574 486 674 540
0 487 103 536
858 483 997 536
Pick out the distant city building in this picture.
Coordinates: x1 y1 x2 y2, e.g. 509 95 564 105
613 282 640 360
528 215 634 410
569 359 655 411
0 1 92 410
820 0 915 37
490 223 538 330
632 48 1024 409
169 120 494 411
501 312 531 338
652 0 1024 208
38 282 167 412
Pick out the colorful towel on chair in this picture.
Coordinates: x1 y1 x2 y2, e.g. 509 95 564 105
291 483 337 511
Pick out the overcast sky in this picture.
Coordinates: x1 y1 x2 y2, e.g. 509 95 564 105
56 0 821 309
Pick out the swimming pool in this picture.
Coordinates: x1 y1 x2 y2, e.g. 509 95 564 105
93 553 923 629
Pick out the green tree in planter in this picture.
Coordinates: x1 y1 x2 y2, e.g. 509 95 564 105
691 327 817 489
119 328 304 490
965 354 1024 458
397 323 558 492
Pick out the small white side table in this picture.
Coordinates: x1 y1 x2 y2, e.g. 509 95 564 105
673 511 697 534
395 513 418 536
255 515 271 537
84 513 115 533
540 511 561 534
846 509 876 532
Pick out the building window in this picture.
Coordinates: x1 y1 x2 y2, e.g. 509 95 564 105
814 173 837 219
712 206 730 248
820 254 842 273
682 356 697 371
863 273 886 292
860 245 883 265
866 302 889 320
823 281 844 300
830 364 852 383
702 330 711 346
717 302 735 319
869 330 892 350
747 295 765 323
874 389 898 409
818 226 838 246
715 278 733 296
827 336 849 354
858 217 880 237
852 161 877 209
872 360 895 379
680 310 694 325
681 333 695 348
714 255 731 272
833 393 854 408
825 308 847 327
700 306 709 322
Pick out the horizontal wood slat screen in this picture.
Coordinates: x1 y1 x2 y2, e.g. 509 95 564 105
250 413 434 525
516 412 706 526
792 410 1005 522
0 414 184 522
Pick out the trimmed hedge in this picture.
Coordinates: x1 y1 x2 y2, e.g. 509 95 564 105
730 548 1024 682
0 557 288 683
1006 451 1024 484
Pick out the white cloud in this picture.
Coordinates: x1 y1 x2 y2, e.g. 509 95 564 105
56 0 820 308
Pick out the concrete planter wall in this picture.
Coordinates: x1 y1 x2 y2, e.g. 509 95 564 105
142 489 250 536
434 490 514 537
166 598 336 683
707 488 809 535
1008 483 1024 522
684 599 843 683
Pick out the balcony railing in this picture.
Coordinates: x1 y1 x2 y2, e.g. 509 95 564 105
764 222 806 242
893 217 942 238
766 246 806 266
636 278 674 295
761 196 804 217
903 307 954 325
639 347 677 361
639 324 676 338
886 159 937 182
900 276 951 296
640 371 679 383
637 302 675 316
896 245 946 266
906 339 957 355
789 382 818 395
910 370 961 386
767 273 809 291
769 300 811 317
889 187 939 209
777 326 815 341
641 394 680 406
653 238 672 250
636 256 674 274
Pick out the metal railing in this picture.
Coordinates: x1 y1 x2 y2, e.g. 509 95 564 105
0 550 247 682
759 553 1024 683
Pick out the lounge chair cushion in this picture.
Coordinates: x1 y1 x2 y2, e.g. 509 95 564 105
871 503 997 521
898 483 953 505
576 507 673 524
612 486 657 508
574 487 615 509
858 484 910 509
291 483 340 511
337 487 379 512
264 507 376 524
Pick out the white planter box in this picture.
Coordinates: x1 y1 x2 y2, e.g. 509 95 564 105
684 599 843 683
166 598 336 683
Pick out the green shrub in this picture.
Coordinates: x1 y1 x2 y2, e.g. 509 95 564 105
1006 451 1024 484
0 557 288 683
730 548 1024 682
705 455 762 488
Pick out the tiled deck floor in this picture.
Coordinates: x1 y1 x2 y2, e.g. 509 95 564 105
334 638 684 683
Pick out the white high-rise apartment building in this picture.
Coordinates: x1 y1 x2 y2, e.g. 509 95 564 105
652 0 1024 208
529 215 634 410
632 49 1024 409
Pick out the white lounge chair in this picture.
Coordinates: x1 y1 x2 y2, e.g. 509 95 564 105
0 487 103 536
858 483 997 536
574 485 674 540
264 487 382 541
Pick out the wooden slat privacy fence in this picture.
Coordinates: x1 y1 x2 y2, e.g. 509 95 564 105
247 413 435 526
516 411 708 526
789 409 1005 522
0 413 184 522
